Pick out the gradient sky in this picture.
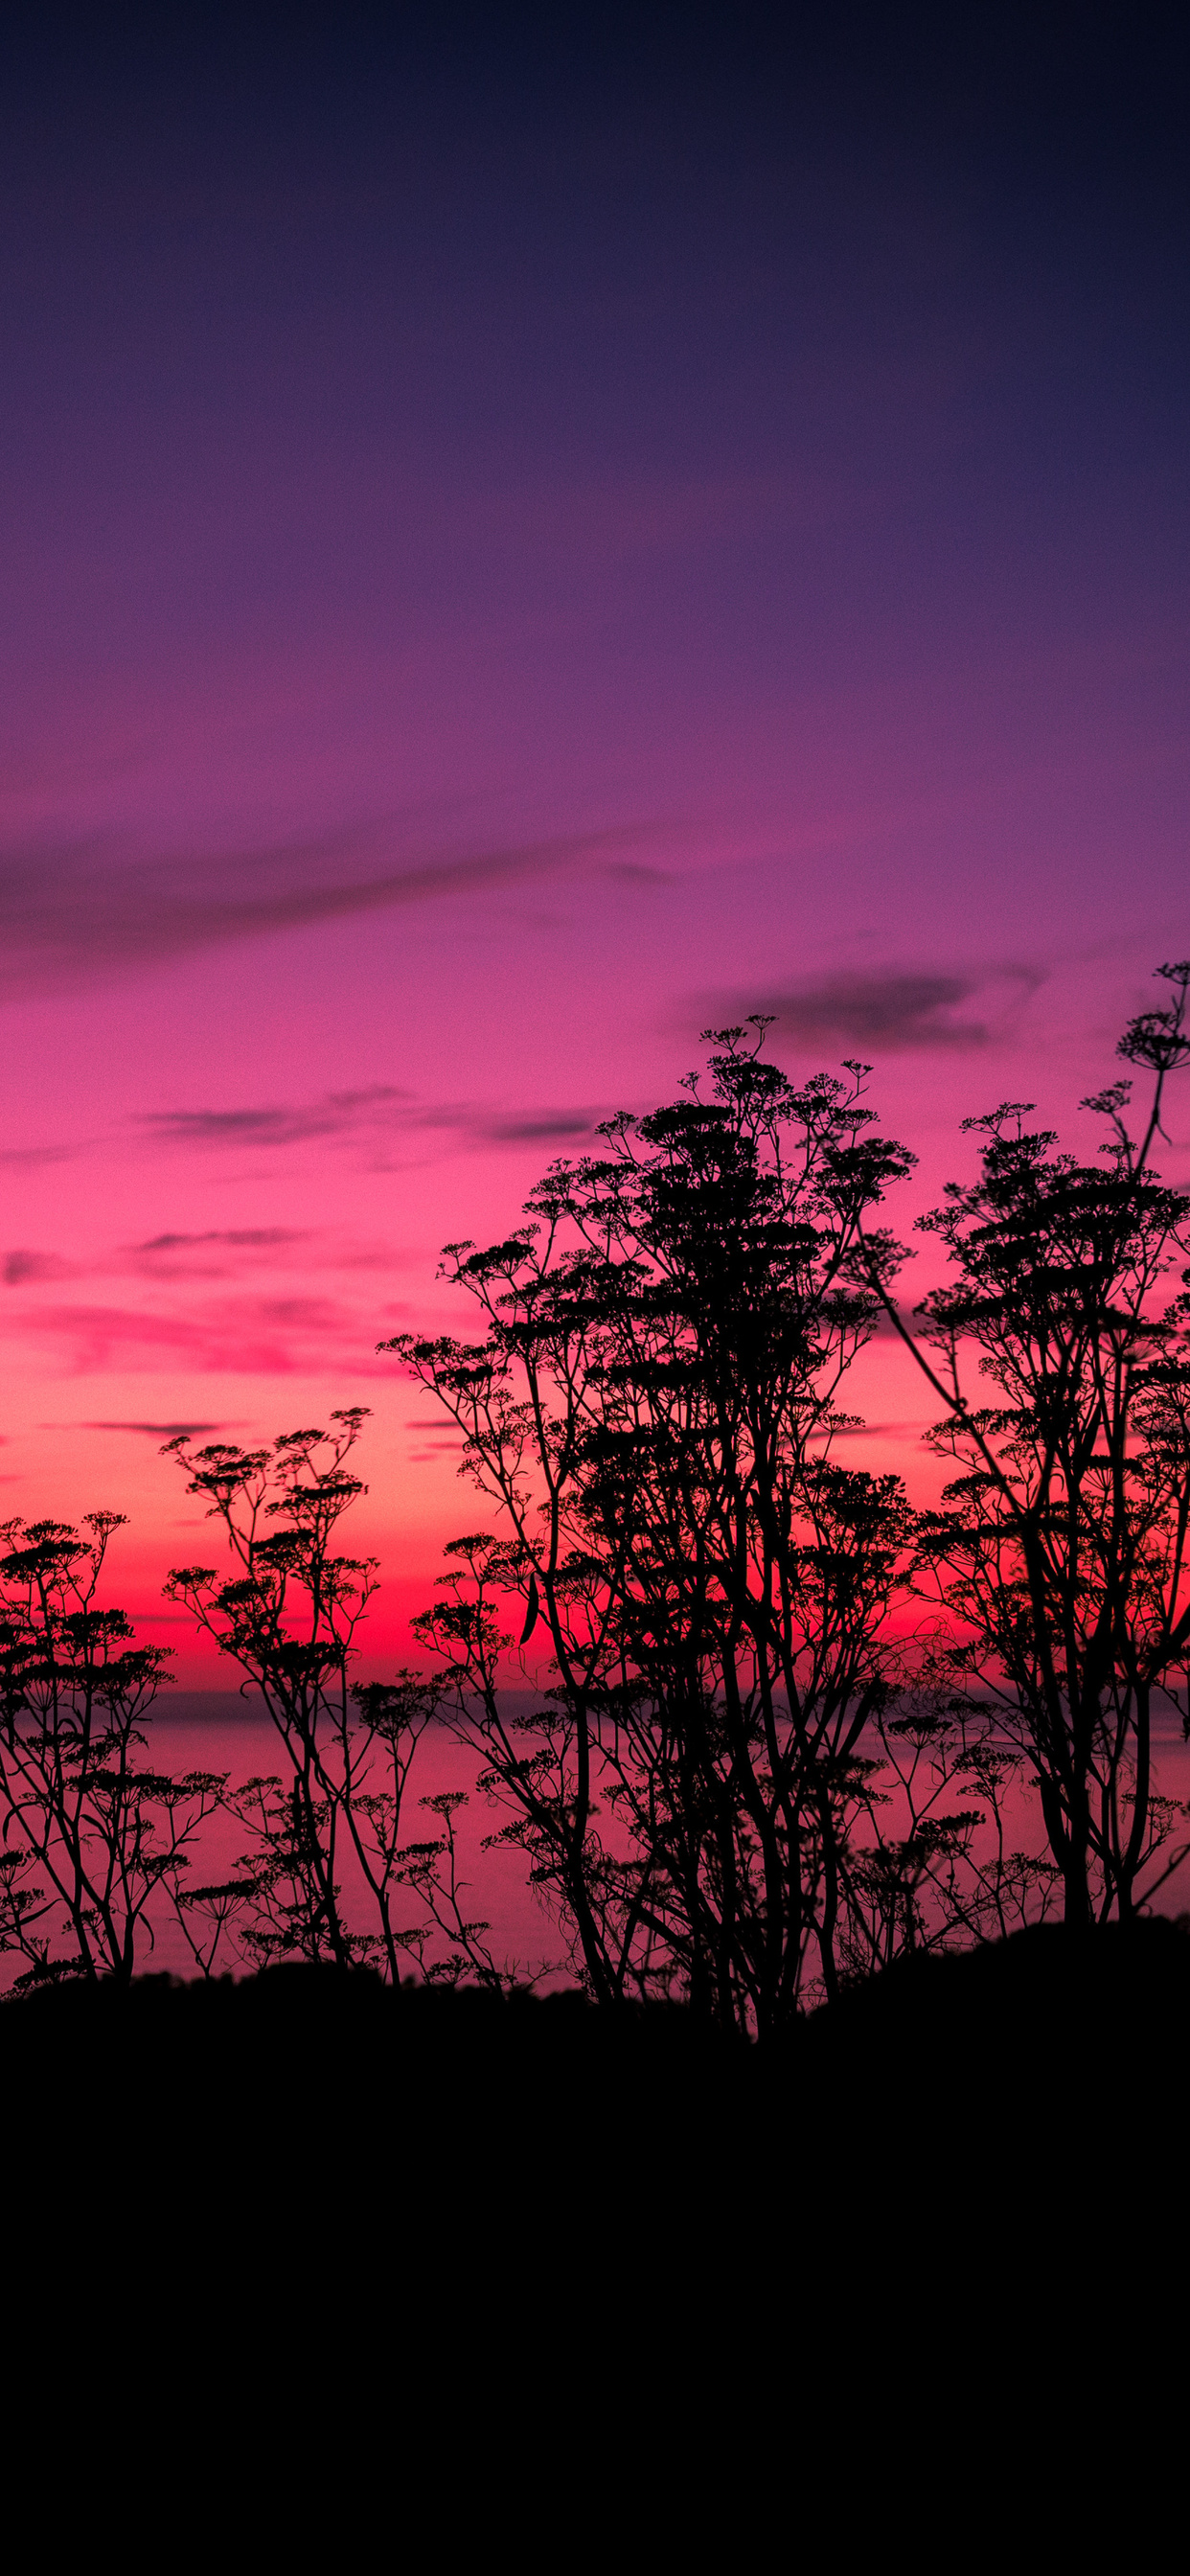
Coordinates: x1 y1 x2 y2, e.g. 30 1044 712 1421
1 6 1187 1676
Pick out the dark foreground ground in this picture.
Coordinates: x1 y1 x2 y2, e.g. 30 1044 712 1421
8 1918 1187 2237
6 1923 1186 2505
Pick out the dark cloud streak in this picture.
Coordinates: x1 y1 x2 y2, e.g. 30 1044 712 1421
4 1250 77 1285
700 966 1045 1054
142 1089 408 1149
414 1106 595 1145
0 823 656 997
135 1229 308 1254
141 1091 599 1154
83 1420 226 1438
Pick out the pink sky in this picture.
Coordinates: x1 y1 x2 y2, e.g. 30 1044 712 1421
1 13 1186 1677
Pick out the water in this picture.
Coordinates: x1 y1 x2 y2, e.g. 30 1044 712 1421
5 1692 1189 1990
134 1694 563 1982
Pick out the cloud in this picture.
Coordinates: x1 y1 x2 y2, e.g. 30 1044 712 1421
126 1228 311 1281
699 966 1045 1054
16 1296 390 1377
139 1091 599 1156
135 1229 308 1254
0 821 654 997
410 1105 597 1147
807 1417 930 1438
140 1088 409 1149
4 1250 77 1285
83 1420 227 1438
482 1114 593 1143
0 1143 84 1169
0 1233 419 1312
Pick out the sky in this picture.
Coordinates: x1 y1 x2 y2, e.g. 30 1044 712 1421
0 4 1187 1677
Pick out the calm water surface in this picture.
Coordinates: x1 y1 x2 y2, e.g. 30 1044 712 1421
14 1694 1190 1989
136 1694 560 1982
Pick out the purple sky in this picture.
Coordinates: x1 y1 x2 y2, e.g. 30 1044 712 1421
1 7 1186 1670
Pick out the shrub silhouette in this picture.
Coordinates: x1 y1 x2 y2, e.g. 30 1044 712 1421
0 1513 221 1984
3 978 1188 2001
388 1029 1048 2027
864 962 1190 1925
391 979 1190 2019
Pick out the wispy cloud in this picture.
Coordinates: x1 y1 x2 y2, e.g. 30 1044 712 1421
124 1228 309 1282
0 821 655 996
16 1296 396 1378
0 1143 85 1170
83 1420 228 1438
698 965 1045 1054
409 1104 598 1147
3 1230 419 1300
140 1088 409 1149
139 1090 600 1156
4 1250 78 1286
135 1229 307 1254
807 1416 931 1438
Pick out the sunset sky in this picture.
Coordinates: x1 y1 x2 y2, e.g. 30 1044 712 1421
2 7 1187 1678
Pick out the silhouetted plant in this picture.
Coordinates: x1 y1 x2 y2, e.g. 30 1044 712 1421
864 963 1190 1925
170 1867 259 1978
0 1513 222 1986
13 995 1182 2003
837 1675 1062 1975
164 1414 446 1977
387 1025 1005 2028
389 1789 513 1987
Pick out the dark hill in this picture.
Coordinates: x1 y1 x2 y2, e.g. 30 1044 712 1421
10 1917 1189 2176
6 1923 1187 2354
